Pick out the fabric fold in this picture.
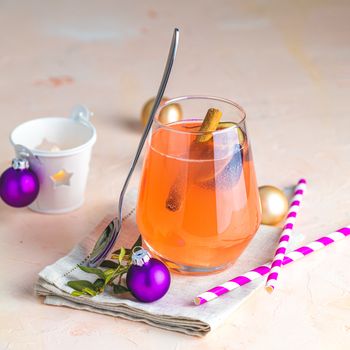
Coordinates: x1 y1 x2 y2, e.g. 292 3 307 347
35 189 280 336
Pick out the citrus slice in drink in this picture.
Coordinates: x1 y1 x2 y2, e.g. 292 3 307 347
194 122 246 185
217 122 245 145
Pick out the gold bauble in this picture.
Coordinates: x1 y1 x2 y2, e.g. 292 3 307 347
141 97 182 126
259 185 289 225
141 97 168 126
158 102 183 125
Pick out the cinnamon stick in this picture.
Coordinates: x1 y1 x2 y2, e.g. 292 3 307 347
165 175 185 211
195 108 223 143
165 108 223 212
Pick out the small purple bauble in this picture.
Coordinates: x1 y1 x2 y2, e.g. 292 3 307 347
126 249 171 303
0 167 40 208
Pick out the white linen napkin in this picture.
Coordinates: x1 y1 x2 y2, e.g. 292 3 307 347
35 189 281 336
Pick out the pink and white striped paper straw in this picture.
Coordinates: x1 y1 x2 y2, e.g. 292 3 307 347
194 226 350 305
265 178 307 293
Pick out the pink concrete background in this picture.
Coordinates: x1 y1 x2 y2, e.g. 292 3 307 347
0 1 349 349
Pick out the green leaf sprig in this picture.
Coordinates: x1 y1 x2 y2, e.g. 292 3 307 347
67 235 142 297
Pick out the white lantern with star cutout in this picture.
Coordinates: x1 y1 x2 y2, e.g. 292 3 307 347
9 105 96 214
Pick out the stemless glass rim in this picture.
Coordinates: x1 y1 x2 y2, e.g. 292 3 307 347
154 95 247 136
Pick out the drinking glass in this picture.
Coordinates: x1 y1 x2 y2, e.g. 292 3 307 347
137 96 261 274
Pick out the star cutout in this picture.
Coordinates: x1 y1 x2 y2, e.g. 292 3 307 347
36 138 61 152
50 169 73 187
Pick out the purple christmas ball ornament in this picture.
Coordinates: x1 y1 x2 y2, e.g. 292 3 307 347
126 248 171 303
0 159 40 208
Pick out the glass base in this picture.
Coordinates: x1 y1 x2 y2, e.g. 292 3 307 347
144 240 234 275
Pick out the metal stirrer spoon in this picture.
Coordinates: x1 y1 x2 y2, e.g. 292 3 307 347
87 28 180 267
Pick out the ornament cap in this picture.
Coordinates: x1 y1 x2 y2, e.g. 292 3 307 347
12 158 29 170
132 248 151 267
